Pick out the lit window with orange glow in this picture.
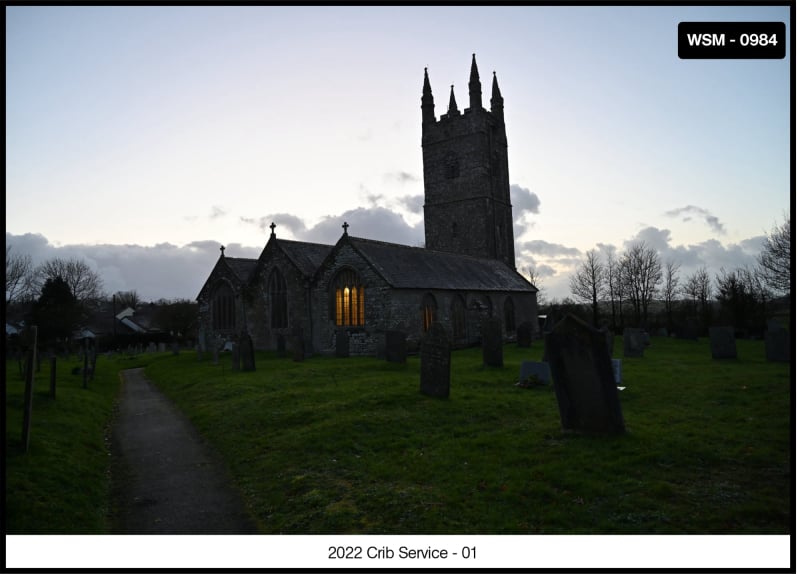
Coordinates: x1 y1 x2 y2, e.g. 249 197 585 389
333 270 365 327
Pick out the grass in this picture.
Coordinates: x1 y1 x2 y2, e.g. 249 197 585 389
136 337 792 534
4 352 165 533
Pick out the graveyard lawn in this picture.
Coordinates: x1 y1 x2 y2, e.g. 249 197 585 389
5 353 164 533
141 338 791 534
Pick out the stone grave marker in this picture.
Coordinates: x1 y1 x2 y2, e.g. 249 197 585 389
517 361 550 387
385 330 407 364
335 330 350 358
611 359 622 385
171 341 180 355
516 321 533 348
709 326 737 359
241 333 256 371
765 327 790 362
623 328 646 358
545 314 626 434
481 317 504 367
158 342 167 353
420 322 450 398
231 343 241 372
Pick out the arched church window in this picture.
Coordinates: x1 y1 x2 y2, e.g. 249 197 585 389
212 282 236 331
333 268 365 327
268 268 288 329
421 293 437 332
451 294 466 340
504 297 516 334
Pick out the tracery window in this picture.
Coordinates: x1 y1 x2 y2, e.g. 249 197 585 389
333 268 365 327
421 293 438 332
504 297 516 334
451 294 466 340
212 282 236 331
269 268 288 328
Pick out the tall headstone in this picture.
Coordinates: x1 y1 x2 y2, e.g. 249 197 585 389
481 318 504 367
516 321 533 348
709 326 737 359
420 322 451 398
545 314 626 434
623 328 646 358
231 343 241 372
241 333 256 371
385 330 407 364
765 327 790 362
335 331 350 358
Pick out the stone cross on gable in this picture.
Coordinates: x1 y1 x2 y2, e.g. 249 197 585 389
342 222 349 235
220 245 225 257
269 222 276 237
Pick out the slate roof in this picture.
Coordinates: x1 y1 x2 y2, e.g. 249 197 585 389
225 257 258 282
347 236 537 292
276 239 332 278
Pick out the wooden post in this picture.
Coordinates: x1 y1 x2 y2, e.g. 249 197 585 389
50 356 57 398
22 351 35 453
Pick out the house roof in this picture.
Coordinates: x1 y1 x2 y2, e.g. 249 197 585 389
346 236 537 292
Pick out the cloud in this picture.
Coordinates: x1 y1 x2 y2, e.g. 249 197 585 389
384 171 419 184
510 184 541 218
520 240 582 258
304 206 424 246
398 194 424 214
240 213 307 238
210 205 228 219
664 205 726 235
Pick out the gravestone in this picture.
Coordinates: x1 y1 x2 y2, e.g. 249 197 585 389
147 342 156 353
545 314 626 434
623 328 646 358
481 318 504 367
655 327 668 337
291 328 305 362
765 327 790 362
385 330 407 364
231 343 241 372
171 342 180 355
420 322 450 398
611 359 622 385
709 326 737 359
158 342 166 353
335 331 350 358
276 334 287 357
240 333 256 371
516 321 533 348
518 361 550 387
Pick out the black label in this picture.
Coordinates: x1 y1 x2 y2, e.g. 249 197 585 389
678 22 785 59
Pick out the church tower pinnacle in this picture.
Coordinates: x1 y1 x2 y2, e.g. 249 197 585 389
447 84 459 116
491 71 504 119
468 53 482 110
421 67 435 125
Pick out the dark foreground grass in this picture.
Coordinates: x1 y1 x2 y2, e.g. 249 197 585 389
142 337 792 534
5 353 165 533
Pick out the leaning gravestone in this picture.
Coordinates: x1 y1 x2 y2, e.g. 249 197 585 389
385 330 407 364
518 361 550 387
765 327 790 362
516 321 533 348
231 343 241 372
546 314 626 434
709 326 737 359
335 331 350 358
240 333 256 371
420 322 450 398
481 318 504 367
623 328 646 358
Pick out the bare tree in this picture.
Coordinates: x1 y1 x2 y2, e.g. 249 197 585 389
523 264 547 303
757 213 791 295
569 250 605 327
114 290 141 310
5 246 34 303
603 247 622 332
33 257 105 305
662 260 681 332
619 242 662 327
683 267 711 326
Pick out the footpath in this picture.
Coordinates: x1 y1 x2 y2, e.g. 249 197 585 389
110 368 258 533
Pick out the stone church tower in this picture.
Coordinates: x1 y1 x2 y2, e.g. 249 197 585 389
421 54 516 268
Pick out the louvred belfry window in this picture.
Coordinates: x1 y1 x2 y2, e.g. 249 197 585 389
333 269 365 327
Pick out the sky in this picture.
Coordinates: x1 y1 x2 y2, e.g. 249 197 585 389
5 5 792 303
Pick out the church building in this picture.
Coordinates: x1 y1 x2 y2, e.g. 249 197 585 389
197 55 539 356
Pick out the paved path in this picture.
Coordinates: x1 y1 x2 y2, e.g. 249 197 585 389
110 368 259 533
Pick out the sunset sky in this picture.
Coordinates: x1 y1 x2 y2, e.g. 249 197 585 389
6 5 792 302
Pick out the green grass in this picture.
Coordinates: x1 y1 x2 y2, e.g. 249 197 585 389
137 337 792 534
5 352 166 533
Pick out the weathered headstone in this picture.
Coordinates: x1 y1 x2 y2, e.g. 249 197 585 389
481 318 504 367
420 322 451 398
231 343 241 372
709 326 737 359
276 334 287 357
623 328 646 358
158 342 166 353
147 342 156 353
545 314 626 434
171 341 180 355
611 359 622 385
291 328 305 362
335 331 350 358
516 321 533 348
518 361 550 387
240 333 256 372
385 330 407 364
765 327 790 362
